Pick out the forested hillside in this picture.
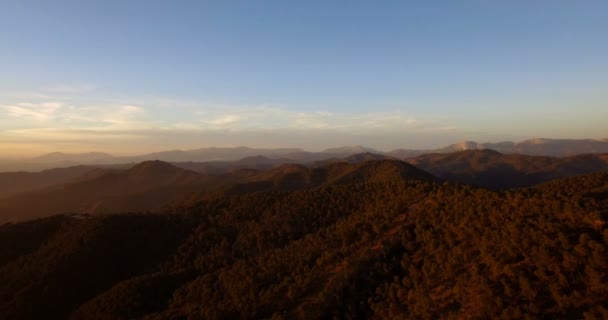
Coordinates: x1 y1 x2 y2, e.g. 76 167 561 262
408 150 608 189
1 165 606 319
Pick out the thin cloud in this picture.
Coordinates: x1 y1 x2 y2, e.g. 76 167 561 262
191 105 426 132
0 102 154 129
3 105 50 120
0 99 467 155
1 102 63 121
99 105 147 127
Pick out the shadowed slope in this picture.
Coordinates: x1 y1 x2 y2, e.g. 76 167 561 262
214 159 437 195
408 149 608 189
0 214 194 319
0 166 97 199
0 161 225 224
0 171 606 319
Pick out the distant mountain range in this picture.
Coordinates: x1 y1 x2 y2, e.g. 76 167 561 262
387 138 608 158
2 148 608 224
0 161 240 223
30 152 115 163
0 158 436 224
408 149 608 189
2 138 608 172
2 155 607 319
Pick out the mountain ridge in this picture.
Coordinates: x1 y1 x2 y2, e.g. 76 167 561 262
0 159 436 224
6 138 608 172
1 169 606 319
408 149 608 189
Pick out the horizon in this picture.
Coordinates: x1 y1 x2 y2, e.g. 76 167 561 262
1 136 607 160
2 1 608 156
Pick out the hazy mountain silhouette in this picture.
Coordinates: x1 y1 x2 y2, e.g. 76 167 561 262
0 159 436 224
388 138 608 158
0 161 237 224
4 138 608 172
321 145 380 155
5 150 608 223
31 152 115 163
0 166 97 199
0 154 394 205
431 138 608 156
124 146 306 163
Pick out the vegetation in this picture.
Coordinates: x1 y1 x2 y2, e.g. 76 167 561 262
409 149 608 189
1 162 606 319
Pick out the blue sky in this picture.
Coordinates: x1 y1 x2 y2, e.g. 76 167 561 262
1 1 607 155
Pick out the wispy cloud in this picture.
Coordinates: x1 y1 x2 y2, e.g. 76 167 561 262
1 102 64 121
0 101 156 130
98 105 147 127
0 100 457 135
192 105 427 132
0 98 466 155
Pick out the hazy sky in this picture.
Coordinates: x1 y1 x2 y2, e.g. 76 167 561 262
1 1 607 156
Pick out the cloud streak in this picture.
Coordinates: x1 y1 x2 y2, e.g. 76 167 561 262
192 105 428 132
1 100 448 133
1 102 155 130
1 102 63 121
0 98 466 155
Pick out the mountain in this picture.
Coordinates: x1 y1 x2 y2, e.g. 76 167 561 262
216 159 436 195
31 152 115 163
312 152 393 167
341 152 392 163
124 146 306 163
320 159 435 185
4 138 608 172
172 159 436 205
0 166 97 199
172 156 294 174
0 148 312 172
0 170 606 319
4 149 608 223
321 145 380 155
0 161 236 224
123 146 383 165
0 153 123 172
435 140 483 152
0 159 434 224
431 138 608 156
388 138 608 158
513 138 608 156
408 149 608 189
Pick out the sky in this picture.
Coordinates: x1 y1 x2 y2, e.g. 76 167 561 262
1 0 607 156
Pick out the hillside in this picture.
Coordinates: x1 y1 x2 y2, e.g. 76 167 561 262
0 170 606 319
4 151 608 224
311 152 393 167
172 156 294 174
209 159 436 196
408 150 608 189
0 166 96 199
0 161 232 224
0 159 434 224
